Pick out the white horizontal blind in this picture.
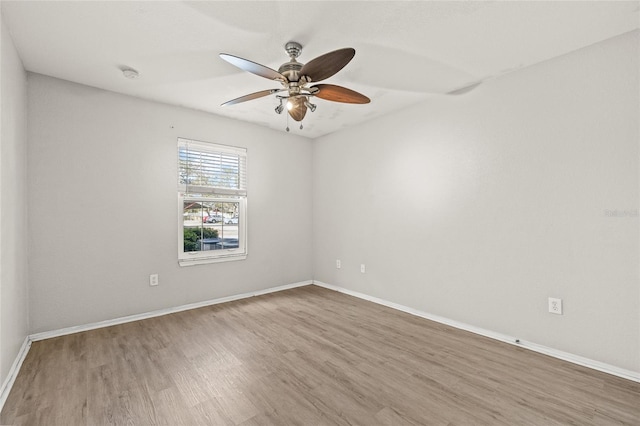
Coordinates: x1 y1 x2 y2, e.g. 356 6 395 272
178 138 247 196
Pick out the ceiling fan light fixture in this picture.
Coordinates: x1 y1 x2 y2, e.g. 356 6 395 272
275 98 285 114
304 100 317 112
286 100 293 111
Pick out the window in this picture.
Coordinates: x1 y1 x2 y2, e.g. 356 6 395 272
178 138 247 266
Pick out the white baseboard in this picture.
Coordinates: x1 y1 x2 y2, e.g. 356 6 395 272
30 280 313 342
0 336 31 413
312 280 640 383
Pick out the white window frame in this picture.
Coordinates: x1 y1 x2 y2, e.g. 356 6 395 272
177 138 247 266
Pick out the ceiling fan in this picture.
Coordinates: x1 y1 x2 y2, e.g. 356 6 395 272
220 42 370 124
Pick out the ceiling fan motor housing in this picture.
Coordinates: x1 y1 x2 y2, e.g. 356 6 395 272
278 61 302 82
280 42 304 82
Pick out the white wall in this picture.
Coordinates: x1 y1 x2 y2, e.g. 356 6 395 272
27 74 313 333
0 13 29 386
313 31 639 372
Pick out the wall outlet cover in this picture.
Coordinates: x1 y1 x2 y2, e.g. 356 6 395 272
548 297 562 315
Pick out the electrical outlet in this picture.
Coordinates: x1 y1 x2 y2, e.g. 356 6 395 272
548 297 562 315
149 274 159 286
360 264 366 273
336 259 341 269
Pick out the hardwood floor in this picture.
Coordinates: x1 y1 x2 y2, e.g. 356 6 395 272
1 285 638 425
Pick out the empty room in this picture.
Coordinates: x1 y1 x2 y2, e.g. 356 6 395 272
1 1 638 425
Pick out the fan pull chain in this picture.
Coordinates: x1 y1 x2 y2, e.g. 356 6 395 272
286 112 290 132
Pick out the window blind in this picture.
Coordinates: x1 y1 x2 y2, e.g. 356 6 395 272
178 138 247 196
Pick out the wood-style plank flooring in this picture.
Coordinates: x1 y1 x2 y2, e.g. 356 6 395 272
1 285 639 425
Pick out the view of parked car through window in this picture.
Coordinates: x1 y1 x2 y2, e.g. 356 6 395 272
183 201 240 252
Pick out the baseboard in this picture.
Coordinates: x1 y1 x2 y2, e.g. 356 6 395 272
30 280 313 342
312 280 640 383
0 336 31 413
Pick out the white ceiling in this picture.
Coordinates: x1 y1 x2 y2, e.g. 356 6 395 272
2 1 638 139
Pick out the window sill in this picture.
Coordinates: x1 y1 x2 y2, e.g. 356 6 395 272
179 254 247 267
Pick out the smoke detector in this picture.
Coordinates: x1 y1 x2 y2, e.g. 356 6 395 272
122 68 139 79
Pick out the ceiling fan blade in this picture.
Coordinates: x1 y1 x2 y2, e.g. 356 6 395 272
311 84 370 104
221 89 283 107
219 53 286 81
288 97 307 121
300 48 355 82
